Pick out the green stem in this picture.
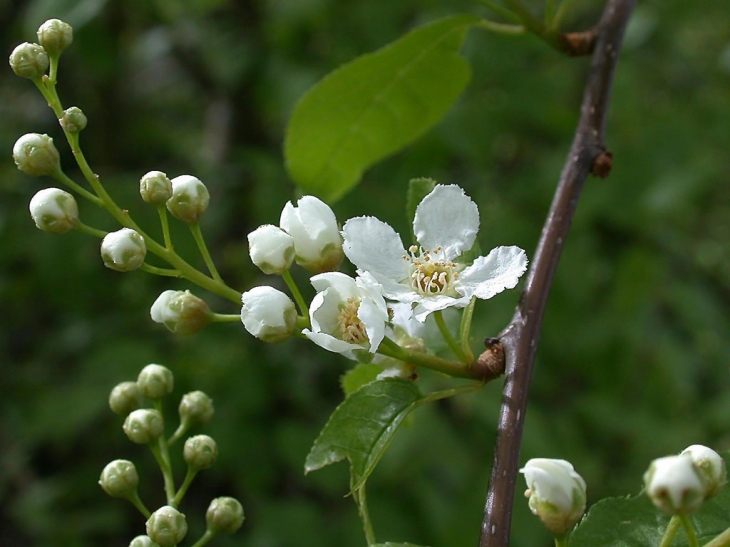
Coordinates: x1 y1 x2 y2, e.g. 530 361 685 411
477 19 526 35
190 530 216 547
476 0 522 22
51 170 103 205
125 490 152 519
139 263 182 277
502 0 566 52
47 55 60 85
552 0 577 30
702 525 730 547
157 206 173 250
680 515 700 547
189 222 223 282
74 221 108 238
459 297 477 363
167 421 189 447
377 337 477 379
210 313 243 323
282 269 309 319
354 483 376 545
434 310 469 364
171 466 198 507
659 516 682 547
554 534 569 547
150 401 176 506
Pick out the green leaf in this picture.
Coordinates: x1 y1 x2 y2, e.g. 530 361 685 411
285 14 479 203
371 543 430 547
341 363 383 397
304 378 423 490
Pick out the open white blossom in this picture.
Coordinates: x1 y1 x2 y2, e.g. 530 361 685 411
342 184 528 321
303 272 388 358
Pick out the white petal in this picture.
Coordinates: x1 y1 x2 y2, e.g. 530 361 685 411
355 277 388 352
412 293 471 322
458 246 528 300
310 271 359 298
303 329 361 356
413 185 479 259
342 216 409 282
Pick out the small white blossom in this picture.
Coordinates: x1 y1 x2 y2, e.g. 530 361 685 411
241 286 297 343
248 224 295 275
644 454 705 515
101 228 146 272
342 184 528 321
680 445 727 499
303 272 388 359
150 290 211 335
29 187 78 233
520 458 586 536
166 175 210 223
280 195 344 273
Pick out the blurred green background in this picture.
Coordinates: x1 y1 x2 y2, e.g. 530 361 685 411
1 0 729 545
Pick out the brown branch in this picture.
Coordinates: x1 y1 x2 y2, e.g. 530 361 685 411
478 1 636 546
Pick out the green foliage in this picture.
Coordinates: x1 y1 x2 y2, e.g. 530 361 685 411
285 15 479 203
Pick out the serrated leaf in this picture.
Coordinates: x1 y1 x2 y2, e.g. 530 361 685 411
341 363 383 397
285 14 479 203
304 378 423 490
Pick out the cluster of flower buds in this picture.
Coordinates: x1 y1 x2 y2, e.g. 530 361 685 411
139 172 210 224
102 364 244 544
9 19 73 81
643 444 726 515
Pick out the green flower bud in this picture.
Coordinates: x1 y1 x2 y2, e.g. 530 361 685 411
150 290 211 335
59 106 87 133
166 175 209 223
13 133 60 177
9 42 49 79
681 445 727 499
28 187 78 234
178 390 214 428
129 536 160 547
109 381 144 416
137 364 174 399
123 409 164 444
206 496 245 535
146 506 188 547
101 228 147 272
99 459 139 498
644 454 705 515
183 434 218 471
37 19 73 56
140 171 173 207
248 224 295 275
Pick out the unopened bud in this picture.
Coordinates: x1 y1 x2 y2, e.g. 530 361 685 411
248 224 295 275
137 364 174 399
146 506 188 547
101 228 147 272
29 187 78 234
99 459 139 498
680 445 727 500
59 106 87 133
644 454 705 515
240 286 297 343
184 435 218 471
179 391 214 428
9 42 48 79
166 175 209 223
109 381 144 416
520 458 586 537
129 536 160 547
37 19 73 56
206 497 245 535
150 290 211 335
140 171 173 207
13 133 60 176
123 409 164 444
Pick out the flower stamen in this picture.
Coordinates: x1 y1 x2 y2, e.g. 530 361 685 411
337 297 368 343
404 246 459 296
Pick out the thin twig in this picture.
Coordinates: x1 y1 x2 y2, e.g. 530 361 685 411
478 1 636 545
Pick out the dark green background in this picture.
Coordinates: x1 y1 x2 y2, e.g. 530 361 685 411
1 0 729 545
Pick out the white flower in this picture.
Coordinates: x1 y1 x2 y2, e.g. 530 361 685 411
302 272 388 358
29 187 78 234
247 224 295 275
240 286 297 343
342 184 528 321
680 445 727 499
166 175 210 223
644 454 705 515
101 228 147 272
520 458 586 536
280 195 344 273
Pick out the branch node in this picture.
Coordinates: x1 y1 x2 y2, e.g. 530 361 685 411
475 338 506 381
559 29 597 56
591 150 614 178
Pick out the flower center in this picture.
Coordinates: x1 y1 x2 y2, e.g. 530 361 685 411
337 297 368 343
403 245 459 296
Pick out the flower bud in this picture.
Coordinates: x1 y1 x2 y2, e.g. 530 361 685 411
166 175 210 223
123 409 164 444
644 454 705 515
206 497 245 535
240 286 297 343
37 19 73 56
59 106 87 133
146 506 187 547
101 228 147 272
9 42 48 79
99 459 139 498
280 195 344 273
129 536 160 547
137 364 174 399
179 391 214 428
13 133 60 176
109 381 144 416
680 445 727 499
150 290 211 335
140 171 173 207
29 187 78 234
248 224 295 275
520 458 586 537
183 434 218 471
